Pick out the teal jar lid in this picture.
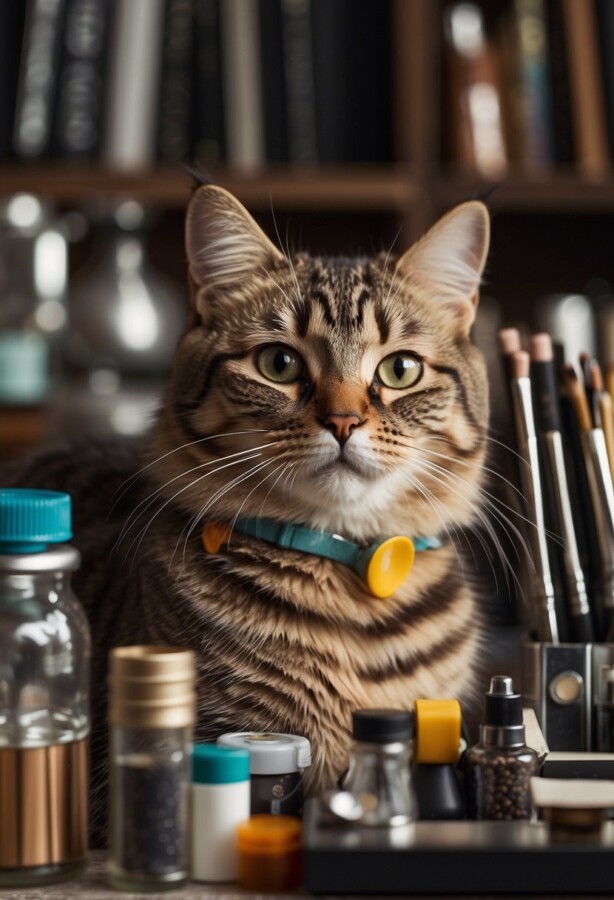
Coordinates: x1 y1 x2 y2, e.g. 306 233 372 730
192 743 250 785
0 489 72 553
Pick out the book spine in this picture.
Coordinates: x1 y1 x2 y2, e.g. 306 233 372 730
192 0 225 164
311 0 350 161
102 0 166 169
259 0 289 162
512 0 554 169
220 0 265 169
280 0 317 162
561 0 610 177
0 3 27 159
13 0 66 159
545 0 575 165
51 0 111 158
443 2 507 177
157 0 193 164
596 0 614 162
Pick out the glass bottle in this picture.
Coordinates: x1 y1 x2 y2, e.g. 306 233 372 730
466 675 539 820
108 646 195 892
342 709 417 826
0 488 90 887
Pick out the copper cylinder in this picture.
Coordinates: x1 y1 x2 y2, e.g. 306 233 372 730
108 646 196 728
0 738 88 868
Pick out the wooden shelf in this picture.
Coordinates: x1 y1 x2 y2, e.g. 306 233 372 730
434 171 614 213
0 164 418 212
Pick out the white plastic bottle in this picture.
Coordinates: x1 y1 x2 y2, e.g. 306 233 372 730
191 743 251 882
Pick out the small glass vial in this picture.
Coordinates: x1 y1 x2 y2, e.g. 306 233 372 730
342 709 417 826
191 744 250 882
217 732 311 816
108 646 195 892
466 675 539 820
237 815 301 891
0 488 90 888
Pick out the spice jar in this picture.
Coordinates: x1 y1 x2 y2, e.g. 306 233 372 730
342 709 417 826
465 675 539 820
191 744 250 882
108 646 195 891
237 814 301 891
0 489 90 887
217 732 311 816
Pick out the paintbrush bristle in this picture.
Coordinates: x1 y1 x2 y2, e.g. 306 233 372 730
562 363 592 431
497 328 522 355
590 359 604 393
510 350 530 379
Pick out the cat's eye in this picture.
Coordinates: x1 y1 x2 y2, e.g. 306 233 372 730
376 352 423 389
257 345 305 383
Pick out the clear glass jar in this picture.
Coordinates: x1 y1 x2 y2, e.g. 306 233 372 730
342 709 417 827
0 488 90 887
109 725 191 889
108 646 195 892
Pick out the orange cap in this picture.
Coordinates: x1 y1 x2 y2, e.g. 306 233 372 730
237 815 301 853
237 815 302 892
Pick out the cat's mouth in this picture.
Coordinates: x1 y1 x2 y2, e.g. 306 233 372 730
317 451 375 479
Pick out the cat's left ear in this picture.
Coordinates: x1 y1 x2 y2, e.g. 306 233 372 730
186 184 286 313
396 201 490 336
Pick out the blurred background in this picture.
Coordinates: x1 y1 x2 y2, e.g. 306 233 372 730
2 0 614 642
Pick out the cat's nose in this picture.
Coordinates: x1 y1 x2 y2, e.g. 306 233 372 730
321 413 363 446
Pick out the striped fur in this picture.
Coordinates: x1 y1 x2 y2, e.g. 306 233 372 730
4 188 491 844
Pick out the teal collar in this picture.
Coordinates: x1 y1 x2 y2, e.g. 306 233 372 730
230 516 442 599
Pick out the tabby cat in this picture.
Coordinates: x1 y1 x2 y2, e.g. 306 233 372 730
8 185 490 841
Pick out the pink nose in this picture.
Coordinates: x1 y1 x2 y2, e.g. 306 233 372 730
322 413 363 446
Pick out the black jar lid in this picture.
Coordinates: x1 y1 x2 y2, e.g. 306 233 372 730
352 709 413 743
484 675 523 727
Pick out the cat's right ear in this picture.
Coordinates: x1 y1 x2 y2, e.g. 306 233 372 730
186 185 286 316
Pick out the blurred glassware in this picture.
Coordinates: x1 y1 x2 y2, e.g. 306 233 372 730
67 200 185 379
0 194 68 406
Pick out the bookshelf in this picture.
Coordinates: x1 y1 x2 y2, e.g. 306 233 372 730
2 0 614 460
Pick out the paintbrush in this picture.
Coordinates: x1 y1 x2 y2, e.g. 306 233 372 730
530 335 593 641
589 359 614 482
562 363 614 639
510 349 559 643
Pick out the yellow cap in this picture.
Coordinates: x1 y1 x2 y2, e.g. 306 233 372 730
365 536 415 599
414 698 462 764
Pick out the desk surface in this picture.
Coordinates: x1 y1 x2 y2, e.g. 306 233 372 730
4 851 611 900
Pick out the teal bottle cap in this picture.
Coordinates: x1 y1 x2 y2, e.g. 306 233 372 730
192 743 250 785
0 489 72 553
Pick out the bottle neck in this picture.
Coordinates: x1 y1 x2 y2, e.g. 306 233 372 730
479 723 526 748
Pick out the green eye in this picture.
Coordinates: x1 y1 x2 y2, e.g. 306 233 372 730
257 345 305 383
376 352 423 389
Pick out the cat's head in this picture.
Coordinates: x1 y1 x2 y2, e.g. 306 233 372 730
153 186 490 541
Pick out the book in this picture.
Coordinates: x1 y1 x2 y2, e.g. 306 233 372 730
157 0 193 164
0 2 27 159
311 0 351 161
220 0 265 169
596 0 614 163
192 0 225 164
344 0 392 162
561 0 609 177
51 0 111 158
102 0 166 169
545 0 575 165
280 0 318 162
501 0 554 170
259 0 289 162
443 2 508 177
13 0 66 159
